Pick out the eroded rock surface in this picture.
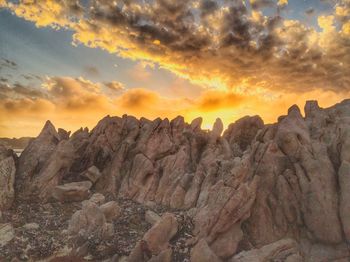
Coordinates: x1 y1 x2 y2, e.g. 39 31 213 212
0 145 16 210
4 99 350 261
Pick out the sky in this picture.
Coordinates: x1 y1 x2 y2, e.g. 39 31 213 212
0 0 349 137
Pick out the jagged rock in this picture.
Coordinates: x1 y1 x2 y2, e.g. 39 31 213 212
23 223 39 230
145 210 161 225
68 201 113 241
0 146 16 210
339 161 350 243
223 115 264 153
300 239 350 261
230 238 302 262
83 165 102 183
194 177 259 245
0 223 14 246
32 140 76 200
210 118 224 141
190 117 202 131
190 239 221 262
127 240 152 262
210 223 243 259
10 99 350 261
148 248 172 262
99 201 121 222
57 128 71 141
86 193 106 206
143 213 178 254
52 181 92 202
16 121 60 197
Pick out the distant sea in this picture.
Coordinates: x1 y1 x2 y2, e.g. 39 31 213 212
13 149 23 157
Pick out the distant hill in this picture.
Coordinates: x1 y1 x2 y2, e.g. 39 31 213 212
0 137 33 150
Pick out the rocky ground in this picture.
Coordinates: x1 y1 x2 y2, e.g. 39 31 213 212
1 99 350 261
0 196 195 261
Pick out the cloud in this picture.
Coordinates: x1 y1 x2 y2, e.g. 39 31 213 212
277 0 288 7
0 74 348 137
116 88 160 110
196 90 246 111
0 58 17 70
0 1 349 137
83 66 100 77
104 81 125 92
2 0 348 97
250 0 275 10
305 8 315 16
0 83 47 99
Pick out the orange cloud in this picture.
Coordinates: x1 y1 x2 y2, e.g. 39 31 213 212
0 75 348 137
2 0 349 95
197 90 245 111
0 1 349 137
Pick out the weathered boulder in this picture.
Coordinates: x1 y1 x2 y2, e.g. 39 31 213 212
99 201 121 222
52 181 92 202
0 146 16 210
127 212 177 262
230 238 302 262
68 201 113 241
339 161 350 243
145 210 161 225
0 223 14 247
83 165 102 183
190 239 222 262
148 248 172 262
86 192 106 206
32 140 76 200
143 213 178 254
16 121 60 197
210 223 243 259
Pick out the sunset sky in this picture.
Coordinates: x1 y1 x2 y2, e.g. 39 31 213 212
0 0 349 137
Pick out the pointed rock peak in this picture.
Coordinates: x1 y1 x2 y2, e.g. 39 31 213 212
190 117 203 131
152 117 162 127
43 120 55 130
39 120 58 138
57 128 71 141
287 104 302 118
212 118 224 137
304 100 320 118
159 118 170 128
171 115 184 127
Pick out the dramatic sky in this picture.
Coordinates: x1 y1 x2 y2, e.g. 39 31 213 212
0 0 349 137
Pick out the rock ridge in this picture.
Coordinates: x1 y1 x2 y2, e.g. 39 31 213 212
1 99 350 261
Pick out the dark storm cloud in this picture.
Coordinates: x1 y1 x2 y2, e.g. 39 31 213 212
0 82 47 99
83 66 100 77
200 0 219 17
305 8 315 15
0 58 17 70
250 0 275 10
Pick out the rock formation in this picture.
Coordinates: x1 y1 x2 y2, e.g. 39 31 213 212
0 145 16 210
1 99 350 261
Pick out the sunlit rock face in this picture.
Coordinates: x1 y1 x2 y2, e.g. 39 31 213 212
12 99 350 261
